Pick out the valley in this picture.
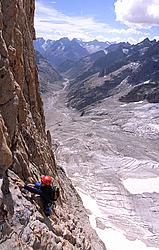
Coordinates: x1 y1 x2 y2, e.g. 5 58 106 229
43 79 159 250
36 36 159 249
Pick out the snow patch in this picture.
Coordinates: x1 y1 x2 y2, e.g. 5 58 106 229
121 104 128 107
152 58 158 62
61 45 65 51
122 48 129 54
76 187 102 217
96 228 158 250
104 49 108 55
123 177 159 194
42 41 48 50
144 80 150 84
76 187 158 250
134 101 144 104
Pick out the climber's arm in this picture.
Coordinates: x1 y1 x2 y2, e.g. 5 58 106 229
24 184 42 194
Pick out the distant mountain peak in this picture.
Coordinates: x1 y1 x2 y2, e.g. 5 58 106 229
136 37 156 47
35 37 116 53
72 38 79 42
34 37 89 73
59 37 70 43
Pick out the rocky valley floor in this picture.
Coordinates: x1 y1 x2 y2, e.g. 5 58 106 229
43 81 159 250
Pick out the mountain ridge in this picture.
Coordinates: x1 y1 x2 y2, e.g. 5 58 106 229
34 37 89 72
35 51 64 93
66 38 159 110
34 37 115 54
34 37 115 73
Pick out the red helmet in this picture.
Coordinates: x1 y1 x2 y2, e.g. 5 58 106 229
41 176 53 186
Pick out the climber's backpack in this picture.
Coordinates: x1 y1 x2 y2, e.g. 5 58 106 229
35 182 60 202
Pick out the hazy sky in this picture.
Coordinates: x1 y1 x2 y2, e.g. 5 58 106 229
35 0 159 43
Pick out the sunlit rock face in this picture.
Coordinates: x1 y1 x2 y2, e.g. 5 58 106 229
0 1 105 249
0 115 12 176
0 0 58 196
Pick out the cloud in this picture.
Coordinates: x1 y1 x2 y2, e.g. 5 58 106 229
35 1 148 43
115 0 159 27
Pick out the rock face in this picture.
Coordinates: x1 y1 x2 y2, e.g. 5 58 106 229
0 115 12 176
0 1 105 249
66 38 159 110
35 51 64 93
65 50 106 81
119 81 159 103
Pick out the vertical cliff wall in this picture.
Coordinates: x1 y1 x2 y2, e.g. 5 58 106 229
0 1 105 249
0 0 55 180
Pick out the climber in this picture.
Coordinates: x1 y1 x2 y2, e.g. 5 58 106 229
18 175 60 216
